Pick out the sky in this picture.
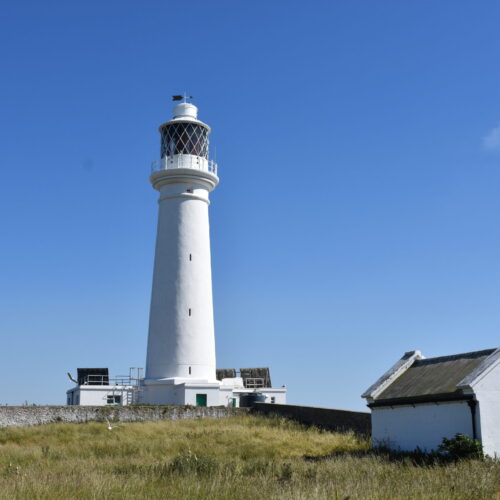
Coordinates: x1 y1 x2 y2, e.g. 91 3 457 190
1 1 499 410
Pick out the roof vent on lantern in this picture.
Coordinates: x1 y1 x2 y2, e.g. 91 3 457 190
173 102 198 121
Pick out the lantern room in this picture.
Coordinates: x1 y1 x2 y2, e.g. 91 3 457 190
159 102 210 159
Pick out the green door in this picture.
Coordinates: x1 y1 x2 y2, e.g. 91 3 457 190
196 394 207 407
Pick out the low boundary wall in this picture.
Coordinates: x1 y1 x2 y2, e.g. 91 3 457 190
0 406 247 428
252 403 371 435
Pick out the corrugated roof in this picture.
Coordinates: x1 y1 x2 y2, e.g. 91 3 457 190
216 368 236 380
375 349 496 402
216 368 273 387
240 367 272 388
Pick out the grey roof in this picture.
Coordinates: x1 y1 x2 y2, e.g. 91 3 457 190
374 349 497 404
216 368 236 380
217 367 272 387
240 368 272 388
361 350 423 399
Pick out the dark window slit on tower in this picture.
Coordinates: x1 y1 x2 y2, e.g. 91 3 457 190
189 366 192 375
189 254 192 261
189 308 192 316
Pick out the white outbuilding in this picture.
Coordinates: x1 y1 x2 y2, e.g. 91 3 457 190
67 366 286 408
362 347 500 458
66 368 140 406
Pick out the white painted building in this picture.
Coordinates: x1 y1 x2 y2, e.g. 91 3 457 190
362 348 500 458
67 367 286 408
142 374 286 407
67 384 136 407
66 369 140 407
66 98 286 407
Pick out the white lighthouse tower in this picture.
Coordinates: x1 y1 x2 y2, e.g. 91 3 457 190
142 99 222 406
135 98 287 407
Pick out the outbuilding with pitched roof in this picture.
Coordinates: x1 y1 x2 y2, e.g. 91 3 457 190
362 348 500 458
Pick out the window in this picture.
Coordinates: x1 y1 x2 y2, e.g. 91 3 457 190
271 397 276 404
189 308 192 316
189 254 192 261
187 188 193 193
107 395 121 405
189 366 192 375
160 122 209 159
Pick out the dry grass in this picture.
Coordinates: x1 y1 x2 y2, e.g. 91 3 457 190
0 414 498 499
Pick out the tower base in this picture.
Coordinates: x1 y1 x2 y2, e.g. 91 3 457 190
140 379 223 406
139 378 287 407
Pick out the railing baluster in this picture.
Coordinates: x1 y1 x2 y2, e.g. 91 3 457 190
151 156 217 175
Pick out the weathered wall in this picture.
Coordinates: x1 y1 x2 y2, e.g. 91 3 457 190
252 403 371 435
0 406 247 428
473 361 500 458
371 401 472 452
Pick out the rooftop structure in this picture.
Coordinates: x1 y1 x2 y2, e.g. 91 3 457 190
67 368 142 406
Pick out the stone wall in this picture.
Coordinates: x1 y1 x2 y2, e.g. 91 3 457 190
0 406 247 428
252 403 371 435
0 404 370 434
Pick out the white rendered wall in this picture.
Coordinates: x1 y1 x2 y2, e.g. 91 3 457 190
371 401 474 452
140 384 181 405
260 390 287 404
146 168 217 382
67 386 135 406
224 389 287 407
474 363 500 458
142 382 223 406
184 385 221 406
219 387 236 407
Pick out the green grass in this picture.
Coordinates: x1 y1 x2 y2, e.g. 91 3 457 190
0 415 498 499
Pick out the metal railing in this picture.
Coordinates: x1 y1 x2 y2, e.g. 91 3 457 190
81 375 138 386
244 378 265 389
151 154 217 175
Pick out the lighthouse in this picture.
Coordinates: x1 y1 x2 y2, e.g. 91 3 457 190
141 99 221 405
65 98 287 407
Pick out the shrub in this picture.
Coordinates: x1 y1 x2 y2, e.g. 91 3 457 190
278 462 293 481
438 433 483 460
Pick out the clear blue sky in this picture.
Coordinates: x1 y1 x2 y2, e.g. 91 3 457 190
1 1 499 410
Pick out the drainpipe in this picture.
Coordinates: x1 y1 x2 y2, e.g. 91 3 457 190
467 400 478 440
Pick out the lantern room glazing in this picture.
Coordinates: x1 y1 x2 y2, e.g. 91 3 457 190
160 121 210 159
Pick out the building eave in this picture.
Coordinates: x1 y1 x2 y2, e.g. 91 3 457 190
368 392 474 408
457 348 500 390
361 350 424 400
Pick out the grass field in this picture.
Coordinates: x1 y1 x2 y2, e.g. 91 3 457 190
0 414 498 499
